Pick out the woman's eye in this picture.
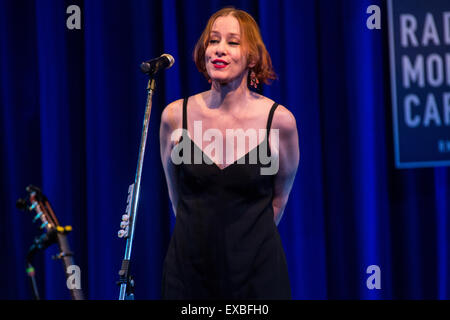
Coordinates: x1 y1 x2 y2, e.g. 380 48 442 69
209 39 219 44
229 42 240 45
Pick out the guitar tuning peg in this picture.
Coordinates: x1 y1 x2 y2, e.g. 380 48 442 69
33 212 43 222
120 221 129 229
40 221 49 229
122 214 129 221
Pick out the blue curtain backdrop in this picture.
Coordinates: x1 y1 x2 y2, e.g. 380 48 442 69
0 0 449 300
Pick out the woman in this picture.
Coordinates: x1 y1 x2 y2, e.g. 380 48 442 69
159 7 299 299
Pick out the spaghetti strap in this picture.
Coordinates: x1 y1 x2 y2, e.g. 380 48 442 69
266 102 279 137
182 97 188 131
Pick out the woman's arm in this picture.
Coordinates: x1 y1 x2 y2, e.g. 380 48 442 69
159 99 183 216
270 105 300 226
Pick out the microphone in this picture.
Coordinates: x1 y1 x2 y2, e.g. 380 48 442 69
140 54 175 75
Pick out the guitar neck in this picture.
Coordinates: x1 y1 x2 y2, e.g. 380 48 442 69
18 186 85 300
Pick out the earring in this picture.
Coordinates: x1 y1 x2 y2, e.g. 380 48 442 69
250 70 259 88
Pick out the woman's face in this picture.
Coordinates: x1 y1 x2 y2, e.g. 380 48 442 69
205 15 250 85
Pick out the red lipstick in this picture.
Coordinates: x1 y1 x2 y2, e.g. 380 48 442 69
212 59 229 69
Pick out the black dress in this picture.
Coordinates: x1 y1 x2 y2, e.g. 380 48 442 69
161 97 291 299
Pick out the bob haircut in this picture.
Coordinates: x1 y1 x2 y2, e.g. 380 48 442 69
193 7 277 85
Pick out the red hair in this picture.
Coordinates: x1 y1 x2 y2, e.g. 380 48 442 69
193 7 277 85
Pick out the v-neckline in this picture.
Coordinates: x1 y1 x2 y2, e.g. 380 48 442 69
184 134 267 171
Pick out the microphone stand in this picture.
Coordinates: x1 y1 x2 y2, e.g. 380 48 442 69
117 76 156 300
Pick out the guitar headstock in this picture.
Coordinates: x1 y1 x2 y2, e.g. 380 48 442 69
16 185 61 232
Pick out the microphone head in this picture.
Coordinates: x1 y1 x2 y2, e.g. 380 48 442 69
161 53 175 69
140 53 175 75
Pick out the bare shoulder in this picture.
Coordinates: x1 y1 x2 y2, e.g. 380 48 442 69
249 93 297 132
161 98 183 131
249 92 276 116
271 104 297 134
250 92 297 132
